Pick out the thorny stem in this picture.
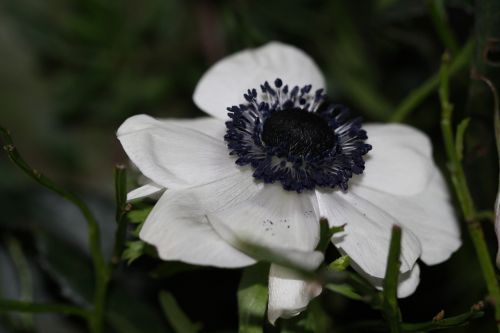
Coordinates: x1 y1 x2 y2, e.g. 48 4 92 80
439 53 500 330
0 127 109 333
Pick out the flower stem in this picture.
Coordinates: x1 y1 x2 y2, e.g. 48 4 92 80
439 53 500 330
110 164 129 268
0 127 109 333
426 0 459 56
382 226 402 333
390 40 473 123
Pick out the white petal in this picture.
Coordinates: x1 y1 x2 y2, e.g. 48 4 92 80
139 190 256 268
207 184 322 258
352 261 421 298
317 190 422 278
267 264 322 325
181 167 264 212
127 182 164 201
252 247 323 272
162 117 225 138
353 124 434 196
193 41 325 120
352 170 461 265
396 264 421 298
117 114 237 189
364 124 432 156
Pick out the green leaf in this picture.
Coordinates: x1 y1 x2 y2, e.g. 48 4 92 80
122 240 146 265
325 271 381 306
325 283 363 301
127 207 153 239
3 234 35 331
455 118 471 161
304 300 331 333
382 226 402 333
328 255 350 272
127 207 153 224
280 299 331 333
158 291 202 333
237 263 268 333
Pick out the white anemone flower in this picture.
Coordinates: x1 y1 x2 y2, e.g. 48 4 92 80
117 42 461 324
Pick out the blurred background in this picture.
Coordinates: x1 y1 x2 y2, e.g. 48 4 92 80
1 0 499 332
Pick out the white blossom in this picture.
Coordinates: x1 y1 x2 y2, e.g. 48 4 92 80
117 42 461 324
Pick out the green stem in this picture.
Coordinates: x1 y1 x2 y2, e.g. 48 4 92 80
94 165 129 332
0 299 89 318
345 308 483 332
0 127 109 333
439 53 500 330
382 226 402 333
426 0 459 55
401 308 483 331
90 278 108 333
390 40 473 123
110 165 129 268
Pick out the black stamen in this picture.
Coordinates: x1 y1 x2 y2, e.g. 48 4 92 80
225 79 370 192
261 108 336 156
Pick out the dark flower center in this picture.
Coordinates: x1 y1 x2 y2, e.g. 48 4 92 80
261 108 336 156
224 78 371 192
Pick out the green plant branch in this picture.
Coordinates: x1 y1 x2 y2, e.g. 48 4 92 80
390 40 473 123
382 226 402 333
426 0 459 55
0 299 89 318
344 307 483 332
401 307 483 332
439 54 500 330
0 127 109 333
110 164 129 268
